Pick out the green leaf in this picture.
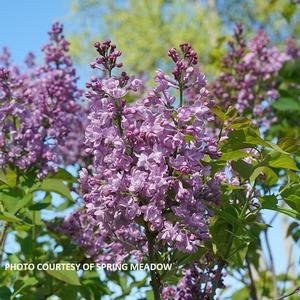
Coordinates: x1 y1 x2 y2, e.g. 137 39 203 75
48 168 77 183
58 285 79 299
250 166 278 186
0 170 8 185
177 246 206 266
14 223 32 231
217 206 240 226
287 222 299 237
225 106 238 119
268 152 299 171
184 134 195 142
0 211 22 223
210 220 234 258
79 286 95 300
231 286 249 300
210 106 238 121
282 2 297 22
272 97 300 111
287 171 300 183
0 190 33 214
262 167 279 186
46 266 81 286
260 195 278 209
241 128 270 148
231 159 254 179
28 202 51 211
260 195 300 220
19 234 34 259
32 179 73 201
128 278 148 291
222 129 265 151
278 137 300 155
28 191 52 211
81 274 111 296
210 106 227 121
6 168 17 187
220 150 254 161
0 188 23 213
267 142 289 155
280 58 300 83
229 241 250 267
225 117 251 129
222 128 288 154
115 277 148 299
12 277 38 299
27 210 43 226
54 199 73 212
0 286 11 300
146 290 154 300
273 207 300 220
13 193 33 214
281 184 300 212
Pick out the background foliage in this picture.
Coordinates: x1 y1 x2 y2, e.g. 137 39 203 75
68 0 300 77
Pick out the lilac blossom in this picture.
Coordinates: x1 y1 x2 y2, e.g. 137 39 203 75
285 38 300 59
0 23 87 177
162 261 225 300
209 24 289 128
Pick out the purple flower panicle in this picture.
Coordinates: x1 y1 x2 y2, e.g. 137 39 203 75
0 22 87 177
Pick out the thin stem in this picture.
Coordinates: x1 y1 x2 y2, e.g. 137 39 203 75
269 212 279 226
179 84 183 107
0 201 8 264
260 268 267 300
275 287 300 300
229 271 248 285
263 225 278 298
32 211 36 267
281 239 293 296
145 225 161 300
209 259 225 300
113 99 124 136
0 222 8 264
246 256 258 300
218 123 224 142
240 182 256 218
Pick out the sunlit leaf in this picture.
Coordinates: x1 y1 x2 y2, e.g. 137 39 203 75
31 179 73 201
46 266 81 286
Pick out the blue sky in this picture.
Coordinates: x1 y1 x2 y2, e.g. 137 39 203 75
1 1 298 298
0 0 70 64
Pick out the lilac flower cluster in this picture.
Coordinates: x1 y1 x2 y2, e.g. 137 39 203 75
162 262 225 300
285 38 300 59
60 41 221 266
0 23 86 177
57 209 146 263
209 24 289 126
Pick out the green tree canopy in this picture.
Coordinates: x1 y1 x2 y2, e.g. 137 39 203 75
68 0 299 77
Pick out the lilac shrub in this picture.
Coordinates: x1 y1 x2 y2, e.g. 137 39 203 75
0 23 86 177
1 21 299 300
